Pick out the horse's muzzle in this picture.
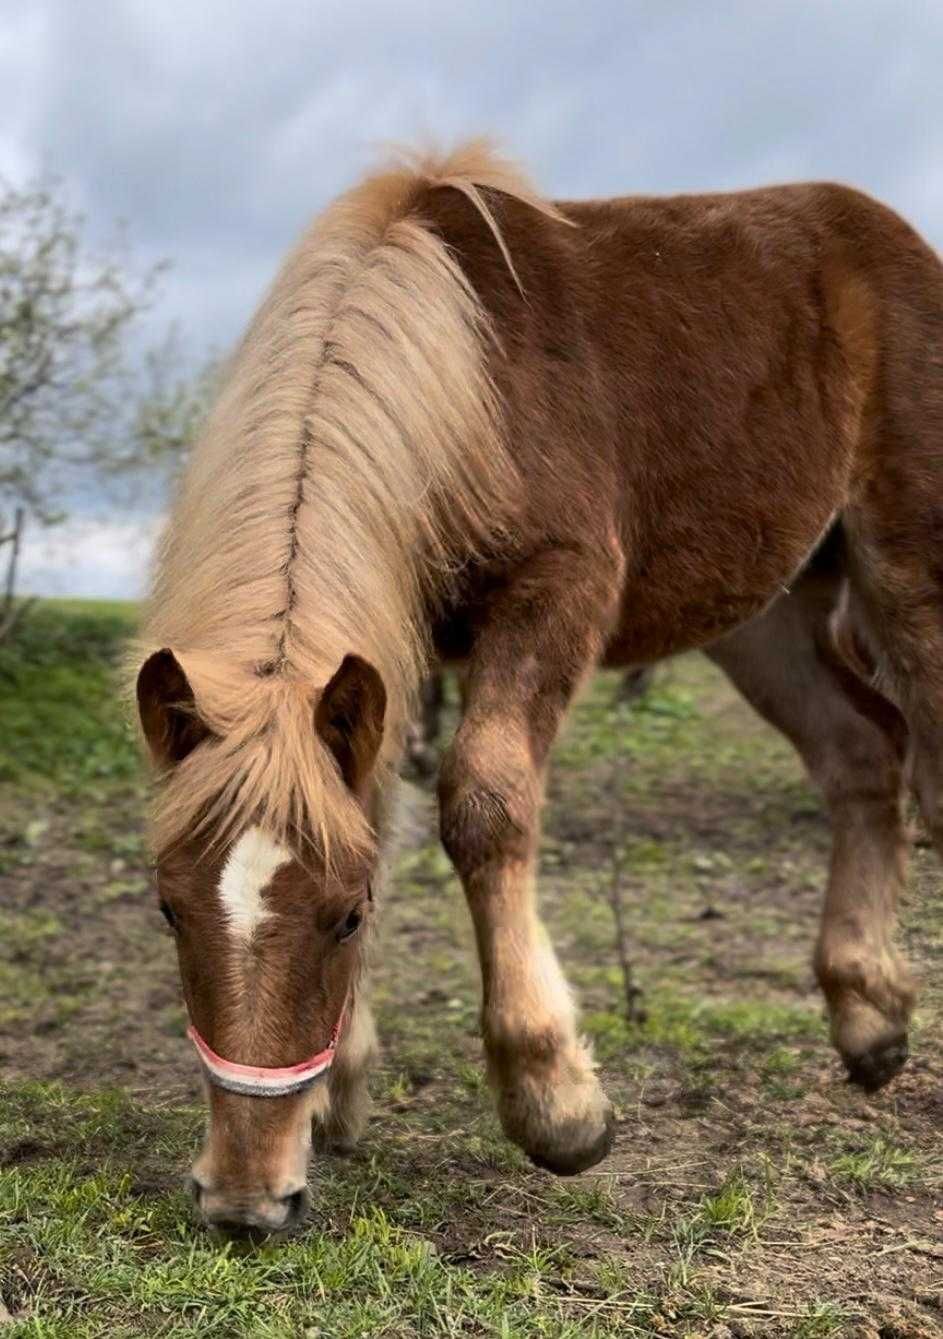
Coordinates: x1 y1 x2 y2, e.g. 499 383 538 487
191 1178 309 1237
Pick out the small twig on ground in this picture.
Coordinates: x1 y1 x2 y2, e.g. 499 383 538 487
607 849 646 1023
605 730 647 1023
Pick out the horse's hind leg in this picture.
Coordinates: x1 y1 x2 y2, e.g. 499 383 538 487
841 253 943 846
708 564 914 1090
438 545 623 1175
845 509 943 856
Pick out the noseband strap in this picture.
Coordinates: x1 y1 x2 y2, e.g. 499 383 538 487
187 1008 345 1098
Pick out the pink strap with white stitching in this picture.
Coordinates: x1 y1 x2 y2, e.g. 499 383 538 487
187 1006 345 1098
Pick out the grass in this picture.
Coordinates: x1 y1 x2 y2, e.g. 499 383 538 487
1 601 942 1336
0 1088 611 1337
788 1303 848 1338
0 600 139 793
0 1162 604 1338
828 1136 922 1192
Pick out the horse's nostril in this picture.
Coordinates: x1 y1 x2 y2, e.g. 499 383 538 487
198 1185 308 1238
189 1177 204 1207
280 1187 309 1226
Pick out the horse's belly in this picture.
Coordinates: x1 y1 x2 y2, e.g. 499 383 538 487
603 586 779 667
603 506 836 667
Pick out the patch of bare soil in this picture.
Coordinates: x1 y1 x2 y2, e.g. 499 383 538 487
0 794 199 1104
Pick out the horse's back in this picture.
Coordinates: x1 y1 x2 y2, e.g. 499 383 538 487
421 178 943 665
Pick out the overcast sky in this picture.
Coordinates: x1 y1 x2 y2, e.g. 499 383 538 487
4 0 941 597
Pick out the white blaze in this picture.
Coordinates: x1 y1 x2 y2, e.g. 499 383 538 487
218 827 291 941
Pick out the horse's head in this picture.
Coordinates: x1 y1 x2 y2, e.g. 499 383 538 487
136 649 386 1237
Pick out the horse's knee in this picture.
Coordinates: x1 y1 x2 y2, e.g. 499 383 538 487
438 727 537 875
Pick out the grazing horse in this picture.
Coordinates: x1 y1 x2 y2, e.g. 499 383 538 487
134 142 943 1236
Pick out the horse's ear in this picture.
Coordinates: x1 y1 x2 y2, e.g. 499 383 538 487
315 655 386 795
136 649 210 768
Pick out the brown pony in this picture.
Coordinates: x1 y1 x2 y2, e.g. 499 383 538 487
134 142 943 1236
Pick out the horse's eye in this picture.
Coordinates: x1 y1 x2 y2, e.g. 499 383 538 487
159 899 178 932
337 907 362 943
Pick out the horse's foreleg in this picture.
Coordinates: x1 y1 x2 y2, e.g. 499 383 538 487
438 546 623 1174
313 993 378 1154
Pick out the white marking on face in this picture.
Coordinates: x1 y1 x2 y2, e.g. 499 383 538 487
218 827 291 942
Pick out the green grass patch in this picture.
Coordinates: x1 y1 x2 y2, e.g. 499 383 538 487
556 674 701 769
0 908 64 951
584 990 823 1065
0 1090 618 1339
0 601 140 792
789 1301 849 1337
828 1136 922 1192
671 1167 767 1255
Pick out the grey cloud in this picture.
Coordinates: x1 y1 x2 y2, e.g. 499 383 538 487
4 0 940 356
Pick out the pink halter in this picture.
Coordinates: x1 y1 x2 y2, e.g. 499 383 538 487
187 1006 346 1099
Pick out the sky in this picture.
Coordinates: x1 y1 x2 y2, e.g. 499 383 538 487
3 0 942 597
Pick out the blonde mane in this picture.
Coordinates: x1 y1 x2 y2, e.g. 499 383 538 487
134 141 561 859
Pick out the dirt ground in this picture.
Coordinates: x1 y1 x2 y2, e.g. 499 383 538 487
2 649 942 1337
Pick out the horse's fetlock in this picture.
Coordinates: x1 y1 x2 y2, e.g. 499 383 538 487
319 1063 372 1153
815 942 869 998
817 934 915 1082
483 1016 568 1073
816 937 913 1016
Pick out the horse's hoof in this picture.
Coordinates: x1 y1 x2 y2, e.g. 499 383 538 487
527 1105 616 1177
843 1036 909 1093
324 1136 359 1156
311 1123 363 1156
